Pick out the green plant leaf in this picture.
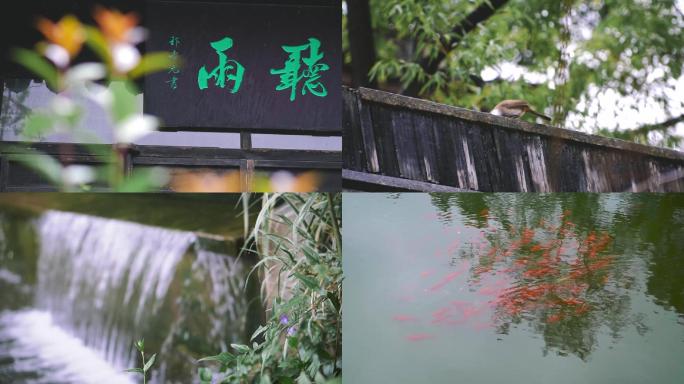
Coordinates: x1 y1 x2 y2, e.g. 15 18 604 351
143 353 156 372
198 367 213 382
12 48 59 90
84 26 112 68
110 80 139 123
6 151 62 186
292 272 320 291
124 368 144 374
251 325 268 341
259 373 273 384
326 292 341 312
231 343 251 354
23 113 54 139
297 371 312 384
129 52 177 79
198 351 235 364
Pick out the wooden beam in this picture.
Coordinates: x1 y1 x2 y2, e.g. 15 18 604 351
342 169 474 192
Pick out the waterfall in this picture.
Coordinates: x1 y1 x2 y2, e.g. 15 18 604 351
0 209 251 383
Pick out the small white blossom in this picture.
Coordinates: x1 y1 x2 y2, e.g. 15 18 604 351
112 43 141 73
44 44 70 68
116 114 158 144
62 165 95 186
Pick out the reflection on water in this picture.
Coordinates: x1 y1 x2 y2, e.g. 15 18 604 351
344 193 684 384
0 208 258 383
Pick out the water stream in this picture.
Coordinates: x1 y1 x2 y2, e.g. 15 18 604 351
0 209 257 383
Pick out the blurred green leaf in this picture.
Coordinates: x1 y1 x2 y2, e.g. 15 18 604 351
198 367 213 383
251 325 269 341
135 338 145 352
6 149 62 186
198 351 235 364
297 372 312 384
292 272 320 291
23 113 54 139
259 373 273 384
231 344 251 354
110 80 139 123
129 51 177 79
12 48 59 90
84 26 112 68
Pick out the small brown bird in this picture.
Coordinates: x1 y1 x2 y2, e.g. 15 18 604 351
490 99 551 122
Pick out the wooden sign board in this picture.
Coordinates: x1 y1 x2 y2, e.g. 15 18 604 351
144 0 341 134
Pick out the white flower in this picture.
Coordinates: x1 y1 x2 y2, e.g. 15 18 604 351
64 63 106 87
112 43 141 73
270 171 296 191
62 165 95 186
44 44 70 68
51 95 77 117
83 83 114 109
116 114 158 144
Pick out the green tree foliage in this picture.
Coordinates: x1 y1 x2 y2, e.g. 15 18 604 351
346 0 684 147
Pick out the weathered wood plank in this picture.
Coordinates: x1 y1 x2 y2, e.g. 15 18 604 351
342 87 364 171
369 103 401 177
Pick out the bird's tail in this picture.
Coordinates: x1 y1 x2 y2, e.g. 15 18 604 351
528 109 551 121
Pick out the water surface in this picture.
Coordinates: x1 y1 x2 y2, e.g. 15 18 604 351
343 193 684 384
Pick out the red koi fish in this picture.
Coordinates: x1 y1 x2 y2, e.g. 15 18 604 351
521 228 535 245
406 333 433 341
398 294 416 303
420 269 436 278
429 265 467 292
393 314 418 322
432 307 451 321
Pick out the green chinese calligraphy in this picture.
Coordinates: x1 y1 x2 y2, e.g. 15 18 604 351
167 35 181 90
270 37 329 101
166 76 178 90
198 37 244 93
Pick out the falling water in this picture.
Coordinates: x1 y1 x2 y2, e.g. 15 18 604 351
0 210 252 383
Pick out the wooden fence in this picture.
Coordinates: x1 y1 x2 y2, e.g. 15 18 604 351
343 87 684 192
0 142 341 191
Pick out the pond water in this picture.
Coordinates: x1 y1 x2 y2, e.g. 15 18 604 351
0 202 262 383
343 193 684 384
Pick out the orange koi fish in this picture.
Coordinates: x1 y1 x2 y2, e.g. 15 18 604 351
406 333 433 341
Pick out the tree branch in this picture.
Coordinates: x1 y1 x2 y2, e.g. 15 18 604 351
599 114 684 141
632 114 684 135
404 0 510 96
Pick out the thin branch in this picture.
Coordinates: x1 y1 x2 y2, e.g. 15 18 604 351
405 0 510 96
